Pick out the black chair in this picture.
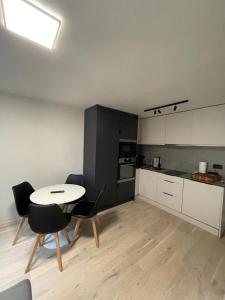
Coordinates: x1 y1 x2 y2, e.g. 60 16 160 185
65 174 85 202
65 174 84 186
12 182 35 245
25 204 71 273
70 184 107 248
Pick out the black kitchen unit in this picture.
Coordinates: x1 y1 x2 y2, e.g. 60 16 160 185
83 105 138 211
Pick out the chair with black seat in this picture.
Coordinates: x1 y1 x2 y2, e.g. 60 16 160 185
12 181 35 245
25 204 71 273
65 174 85 202
64 174 85 212
65 174 84 186
70 184 107 248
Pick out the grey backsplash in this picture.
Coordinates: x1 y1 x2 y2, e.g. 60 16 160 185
138 145 225 177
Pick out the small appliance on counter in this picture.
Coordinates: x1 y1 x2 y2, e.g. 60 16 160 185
153 156 161 169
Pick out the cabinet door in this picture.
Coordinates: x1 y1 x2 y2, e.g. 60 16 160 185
192 105 225 146
135 169 140 195
182 179 223 228
96 106 119 210
140 116 166 145
156 175 183 212
139 169 157 200
165 111 193 144
119 112 138 140
117 180 135 204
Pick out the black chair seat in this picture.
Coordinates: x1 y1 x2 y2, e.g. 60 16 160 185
72 201 95 219
70 184 107 249
29 204 71 234
65 174 85 205
12 181 35 245
13 182 34 217
25 204 71 273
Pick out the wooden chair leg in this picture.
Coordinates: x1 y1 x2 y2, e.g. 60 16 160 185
96 214 100 224
25 234 41 273
71 219 82 247
63 228 70 245
54 233 63 272
12 217 26 245
91 218 99 248
39 235 45 247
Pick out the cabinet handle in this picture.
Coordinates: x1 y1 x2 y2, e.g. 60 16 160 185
163 192 173 197
164 180 174 184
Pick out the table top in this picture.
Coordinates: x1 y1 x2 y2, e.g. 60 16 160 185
30 184 86 205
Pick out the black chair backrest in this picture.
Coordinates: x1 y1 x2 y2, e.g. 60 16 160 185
28 204 68 234
12 182 34 217
91 184 107 216
65 174 84 186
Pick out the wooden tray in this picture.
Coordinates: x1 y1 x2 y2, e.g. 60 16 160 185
191 172 221 183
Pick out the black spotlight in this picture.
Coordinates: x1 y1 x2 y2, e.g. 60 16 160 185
158 109 161 114
173 105 177 111
154 110 156 115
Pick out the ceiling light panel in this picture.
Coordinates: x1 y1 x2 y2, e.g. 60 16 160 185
2 0 61 49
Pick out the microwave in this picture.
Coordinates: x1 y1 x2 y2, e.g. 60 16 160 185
119 139 137 159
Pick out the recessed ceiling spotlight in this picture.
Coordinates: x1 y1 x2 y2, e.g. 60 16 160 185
1 0 61 49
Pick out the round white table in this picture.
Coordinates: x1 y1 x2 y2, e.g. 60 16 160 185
30 184 86 249
30 184 86 205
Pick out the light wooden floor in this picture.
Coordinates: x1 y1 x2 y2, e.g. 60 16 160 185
1 199 225 300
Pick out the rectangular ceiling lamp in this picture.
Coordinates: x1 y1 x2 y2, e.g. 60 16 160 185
1 0 61 49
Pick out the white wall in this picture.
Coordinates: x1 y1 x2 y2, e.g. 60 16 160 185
0 93 84 225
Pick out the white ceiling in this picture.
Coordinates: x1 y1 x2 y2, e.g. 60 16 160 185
0 0 225 117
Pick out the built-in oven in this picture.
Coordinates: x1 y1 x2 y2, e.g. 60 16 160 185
119 139 137 159
117 157 136 183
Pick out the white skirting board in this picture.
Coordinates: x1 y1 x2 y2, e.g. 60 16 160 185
136 194 220 237
0 218 18 229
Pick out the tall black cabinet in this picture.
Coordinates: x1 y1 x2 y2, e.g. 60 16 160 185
83 105 138 211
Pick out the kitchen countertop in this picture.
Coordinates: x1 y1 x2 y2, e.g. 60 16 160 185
138 165 225 188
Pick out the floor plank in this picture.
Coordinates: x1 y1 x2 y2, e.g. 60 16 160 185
1 199 225 299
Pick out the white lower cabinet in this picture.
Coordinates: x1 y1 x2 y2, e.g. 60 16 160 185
138 169 225 237
182 179 224 229
156 174 183 212
139 169 157 200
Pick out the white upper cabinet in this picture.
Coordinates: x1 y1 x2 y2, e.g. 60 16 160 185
140 104 225 146
192 105 225 146
140 116 166 145
165 111 193 145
